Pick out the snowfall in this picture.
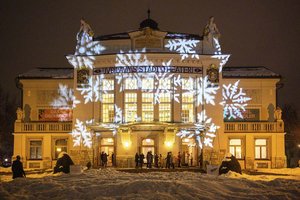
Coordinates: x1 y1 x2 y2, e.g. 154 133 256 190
0 167 299 200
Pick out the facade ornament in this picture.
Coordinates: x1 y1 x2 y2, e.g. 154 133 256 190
275 106 282 121
16 107 23 122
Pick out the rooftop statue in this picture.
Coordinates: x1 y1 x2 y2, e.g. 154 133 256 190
202 16 221 54
76 18 94 47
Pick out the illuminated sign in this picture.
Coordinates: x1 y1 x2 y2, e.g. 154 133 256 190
93 66 202 75
38 109 72 121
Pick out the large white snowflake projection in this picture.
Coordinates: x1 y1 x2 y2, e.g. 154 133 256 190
177 110 219 149
77 76 101 104
213 38 222 55
51 84 80 109
75 36 105 56
71 119 93 148
165 39 200 60
191 76 219 106
220 80 251 120
114 105 123 124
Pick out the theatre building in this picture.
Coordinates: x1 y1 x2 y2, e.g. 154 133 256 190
13 15 286 170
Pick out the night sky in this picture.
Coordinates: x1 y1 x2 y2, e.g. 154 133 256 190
0 0 300 114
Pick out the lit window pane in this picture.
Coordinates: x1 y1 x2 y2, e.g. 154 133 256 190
255 147 261 159
182 78 194 90
125 78 137 90
255 139 266 145
159 93 171 102
102 94 114 103
125 93 137 102
229 147 235 156
142 93 153 103
103 104 114 122
182 93 194 103
142 78 154 90
142 139 154 145
230 139 241 146
142 104 153 122
261 147 267 159
125 104 137 122
182 104 194 122
102 79 114 90
235 147 242 159
159 79 171 89
159 104 171 122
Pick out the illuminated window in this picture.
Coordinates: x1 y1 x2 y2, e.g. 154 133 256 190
101 138 114 145
182 93 194 122
182 78 194 90
102 79 114 91
255 139 268 159
29 140 42 159
142 93 153 122
159 104 171 122
102 93 114 123
125 78 137 90
54 139 67 159
229 139 242 159
102 94 114 103
159 93 171 122
159 78 171 89
103 104 114 122
142 78 154 90
125 93 137 122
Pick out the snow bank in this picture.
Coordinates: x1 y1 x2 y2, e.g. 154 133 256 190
0 168 299 199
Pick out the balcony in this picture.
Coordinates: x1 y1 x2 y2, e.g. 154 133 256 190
224 121 284 133
14 121 72 133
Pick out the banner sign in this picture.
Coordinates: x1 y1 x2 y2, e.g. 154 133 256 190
93 66 203 75
38 109 72 121
225 108 260 122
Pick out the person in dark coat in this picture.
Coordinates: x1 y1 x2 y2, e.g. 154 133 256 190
103 152 108 167
12 155 26 179
139 153 144 168
219 153 242 175
100 152 104 167
135 153 139 168
154 153 159 168
177 152 182 168
166 152 171 169
54 152 74 174
111 152 116 167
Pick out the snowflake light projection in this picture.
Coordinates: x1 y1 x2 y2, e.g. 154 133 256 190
211 55 230 73
177 110 219 149
165 39 200 60
71 119 93 148
51 84 80 109
77 76 101 104
185 75 219 106
220 80 251 120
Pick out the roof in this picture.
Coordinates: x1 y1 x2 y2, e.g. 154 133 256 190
17 66 280 79
18 68 73 79
223 66 281 78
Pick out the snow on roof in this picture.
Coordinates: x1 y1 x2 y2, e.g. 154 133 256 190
223 66 281 78
18 68 73 79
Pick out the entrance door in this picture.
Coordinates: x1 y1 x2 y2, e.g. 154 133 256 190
99 138 114 167
141 138 155 163
181 138 197 166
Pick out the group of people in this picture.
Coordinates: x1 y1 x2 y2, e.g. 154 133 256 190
100 152 116 167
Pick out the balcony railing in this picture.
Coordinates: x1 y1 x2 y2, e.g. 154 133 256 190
14 121 72 133
224 121 284 133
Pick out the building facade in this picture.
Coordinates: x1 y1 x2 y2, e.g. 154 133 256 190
13 16 286 169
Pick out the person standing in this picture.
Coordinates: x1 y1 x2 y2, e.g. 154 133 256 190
154 153 159 168
135 153 139 168
103 152 108 167
12 155 26 179
166 152 171 169
111 152 116 167
177 152 182 168
149 151 153 169
139 153 144 169
159 154 163 168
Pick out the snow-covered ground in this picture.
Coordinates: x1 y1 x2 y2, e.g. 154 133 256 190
0 167 299 200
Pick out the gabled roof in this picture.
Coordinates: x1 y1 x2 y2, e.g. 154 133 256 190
223 66 281 78
18 68 73 79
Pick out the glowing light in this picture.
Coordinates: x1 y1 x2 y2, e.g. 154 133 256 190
56 147 62 152
165 141 173 147
165 39 200 60
183 138 190 143
220 80 251 119
145 139 151 143
107 138 113 143
123 141 131 148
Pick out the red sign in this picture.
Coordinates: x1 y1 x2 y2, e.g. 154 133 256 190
38 109 72 121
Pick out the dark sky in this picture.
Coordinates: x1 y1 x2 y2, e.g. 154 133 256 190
1 0 300 113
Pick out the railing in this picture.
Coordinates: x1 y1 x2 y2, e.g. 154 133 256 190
224 121 284 133
14 121 72 133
